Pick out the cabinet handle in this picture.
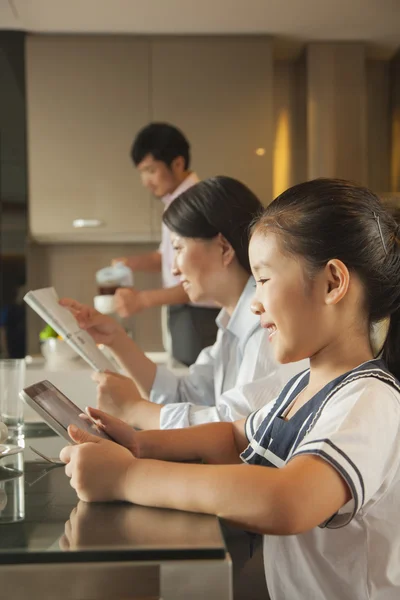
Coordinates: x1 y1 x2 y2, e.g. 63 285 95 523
72 219 104 228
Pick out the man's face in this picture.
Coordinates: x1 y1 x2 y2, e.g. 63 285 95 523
136 154 184 198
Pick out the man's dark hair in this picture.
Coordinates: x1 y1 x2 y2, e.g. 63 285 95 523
131 123 190 170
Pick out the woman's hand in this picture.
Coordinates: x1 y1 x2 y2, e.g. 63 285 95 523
60 425 135 503
59 298 124 346
92 371 145 425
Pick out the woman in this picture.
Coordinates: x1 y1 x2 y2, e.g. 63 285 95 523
62 178 400 600
61 176 305 431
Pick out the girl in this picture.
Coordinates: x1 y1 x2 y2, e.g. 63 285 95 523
61 178 400 599
61 176 305 430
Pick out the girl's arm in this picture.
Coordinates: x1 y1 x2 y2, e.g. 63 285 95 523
136 418 248 464
122 454 350 536
87 407 248 464
62 419 350 537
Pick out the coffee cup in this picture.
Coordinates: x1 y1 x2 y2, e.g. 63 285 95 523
97 284 119 296
94 295 116 315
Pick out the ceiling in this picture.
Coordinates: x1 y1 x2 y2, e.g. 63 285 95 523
2 0 400 58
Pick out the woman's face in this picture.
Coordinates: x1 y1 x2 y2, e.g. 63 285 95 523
249 230 330 364
171 233 226 303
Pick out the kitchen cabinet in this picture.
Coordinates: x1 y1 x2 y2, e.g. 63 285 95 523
26 35 273 242
151 36 273 211
26 36 153 242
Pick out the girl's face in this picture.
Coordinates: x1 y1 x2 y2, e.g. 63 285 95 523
171 233 227 303
249 230 330 364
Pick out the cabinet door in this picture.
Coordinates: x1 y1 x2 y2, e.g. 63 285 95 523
26 36 153 242
151 35 273 234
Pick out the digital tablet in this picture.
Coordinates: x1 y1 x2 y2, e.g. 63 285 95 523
20 380 113 442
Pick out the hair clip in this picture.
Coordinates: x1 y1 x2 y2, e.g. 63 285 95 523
373 212 388 255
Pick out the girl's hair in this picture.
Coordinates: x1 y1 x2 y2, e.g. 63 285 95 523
163 176 264 274
252 178 400 379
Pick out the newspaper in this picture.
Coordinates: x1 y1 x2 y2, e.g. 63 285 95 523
24 287 118 372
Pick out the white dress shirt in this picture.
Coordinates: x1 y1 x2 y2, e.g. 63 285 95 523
150 277 308 429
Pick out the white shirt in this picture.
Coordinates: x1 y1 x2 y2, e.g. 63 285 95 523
150 277 308 429
242 359 400 600
159 172 200 289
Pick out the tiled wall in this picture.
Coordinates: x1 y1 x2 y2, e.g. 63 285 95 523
26 242 164 355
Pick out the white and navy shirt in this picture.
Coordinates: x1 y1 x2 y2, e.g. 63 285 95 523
150 277 308 429
241 359 400 600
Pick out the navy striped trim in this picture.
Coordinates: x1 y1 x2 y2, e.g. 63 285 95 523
297 367 400 448
322 512 338 528
241 443 255 463
297 438 365 506
245 410 259 441
244 414 251 442
293 448 358 527
249 369 310 443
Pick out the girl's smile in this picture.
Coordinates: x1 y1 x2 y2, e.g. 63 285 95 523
260 320 277 341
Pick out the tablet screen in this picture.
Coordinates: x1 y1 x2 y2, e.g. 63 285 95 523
23 380 111 440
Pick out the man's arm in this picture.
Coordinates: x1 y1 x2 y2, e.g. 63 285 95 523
112 251 162 273
140 284 189 308
114 284 189 318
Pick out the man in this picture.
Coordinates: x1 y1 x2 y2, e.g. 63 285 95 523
112 122 219 366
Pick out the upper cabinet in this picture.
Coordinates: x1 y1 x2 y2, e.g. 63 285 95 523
152 37 273 202
26 36 153 242
26 35 273 242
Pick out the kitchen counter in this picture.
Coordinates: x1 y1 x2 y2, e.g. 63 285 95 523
23 351 188 454
0 440 231 600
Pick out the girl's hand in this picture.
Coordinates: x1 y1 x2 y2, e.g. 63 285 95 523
59 298 124 346
84 407 140 456
60 425 135 503
92 371 144 425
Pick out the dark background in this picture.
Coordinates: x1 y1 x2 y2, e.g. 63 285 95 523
0 31 27 358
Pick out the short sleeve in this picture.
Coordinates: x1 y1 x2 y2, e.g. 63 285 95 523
291 378 400 528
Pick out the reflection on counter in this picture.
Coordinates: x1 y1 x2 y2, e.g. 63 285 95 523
0 452 25 524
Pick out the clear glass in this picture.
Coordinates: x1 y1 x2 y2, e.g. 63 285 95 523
0 452 25 523
0 359 26 433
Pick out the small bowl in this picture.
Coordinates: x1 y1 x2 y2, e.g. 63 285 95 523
40 338 78 364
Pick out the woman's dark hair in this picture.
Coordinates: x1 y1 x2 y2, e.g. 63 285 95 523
163 176 264 274
252 178 400 379
131 122 190 170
